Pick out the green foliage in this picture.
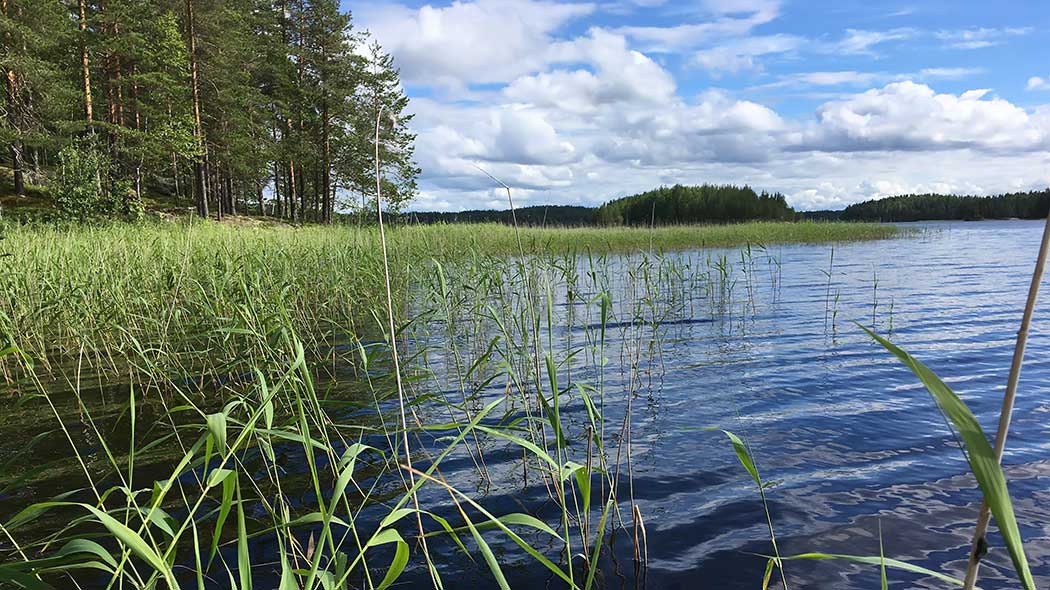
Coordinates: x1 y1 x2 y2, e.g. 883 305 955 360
595 184 796 225
52 143 150 222
53 143 114 221
0 0 419 222
113 178 143 221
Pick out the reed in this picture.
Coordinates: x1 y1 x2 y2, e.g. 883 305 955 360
5 215 1037 590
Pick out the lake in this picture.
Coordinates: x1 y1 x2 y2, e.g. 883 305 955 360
2 219 1048 589
389 219 1050 589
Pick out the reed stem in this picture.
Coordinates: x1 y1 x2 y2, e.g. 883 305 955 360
961 210 1050 589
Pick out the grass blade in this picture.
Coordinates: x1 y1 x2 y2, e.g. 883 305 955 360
865 327 1034 590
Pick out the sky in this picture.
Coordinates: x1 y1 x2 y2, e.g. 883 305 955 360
346 0 1050 211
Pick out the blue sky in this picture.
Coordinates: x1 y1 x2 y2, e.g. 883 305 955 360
348 0 1050 211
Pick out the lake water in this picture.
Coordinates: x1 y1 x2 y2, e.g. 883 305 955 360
392 219 1050 589
4 220 1049 589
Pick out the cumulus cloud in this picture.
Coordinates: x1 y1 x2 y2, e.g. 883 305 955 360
357 0 594 88
364 0 1050 212
798 82 1049 153
410 79 1050 211
507 29 678 112
487 109 578 165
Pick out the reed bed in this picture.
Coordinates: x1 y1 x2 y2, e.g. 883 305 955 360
0 218 1033 590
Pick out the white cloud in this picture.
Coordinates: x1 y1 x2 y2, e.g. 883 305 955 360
699 0 780 16
487 109 578 165
615 0 781 51
799 81 1049 153
914 67 984 80
1028 76 1050 91
757 67 982 91
357 0 594 88
834 28 915 55
503 28 676 111
364 0 1050 213
759 71 882 89
796 71 880 86
407 79 1050 211
691 34 803 72
935 27 1032 49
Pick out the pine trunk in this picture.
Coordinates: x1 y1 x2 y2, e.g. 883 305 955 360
5 71 22 196
322 100 331 223
172 152 181 206
3 0 23 196
78 0 93 122
226 166 235 215
288 160 297 221
186 0 208 217
212 161 222 221
271 162 281 217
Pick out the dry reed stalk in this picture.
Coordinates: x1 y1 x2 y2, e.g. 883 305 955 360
373 107 438 588
632 503 648 569
962 210 1050 589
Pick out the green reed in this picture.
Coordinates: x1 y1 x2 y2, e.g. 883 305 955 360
2 217 1033 590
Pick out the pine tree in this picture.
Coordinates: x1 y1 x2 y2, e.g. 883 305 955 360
0 0 418 220
0 0 78 197
349 39 418 215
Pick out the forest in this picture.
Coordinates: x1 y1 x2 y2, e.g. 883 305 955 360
0 0 417 223
813 190 1050 222
594 184 795 225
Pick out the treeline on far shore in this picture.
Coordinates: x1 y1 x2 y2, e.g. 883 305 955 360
404 205 595 226
404 184 796 227
803 190 1050 222
403 186 1050 227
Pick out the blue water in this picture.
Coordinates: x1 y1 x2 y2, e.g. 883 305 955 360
396 219 1050 589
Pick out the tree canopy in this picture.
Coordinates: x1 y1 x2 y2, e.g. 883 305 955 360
594 184 795 225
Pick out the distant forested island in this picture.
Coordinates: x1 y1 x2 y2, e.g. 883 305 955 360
594 185 794 225
405 184 795 226
805 190 1050 222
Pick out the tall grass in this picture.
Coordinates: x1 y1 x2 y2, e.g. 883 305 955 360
2 217 1034 590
